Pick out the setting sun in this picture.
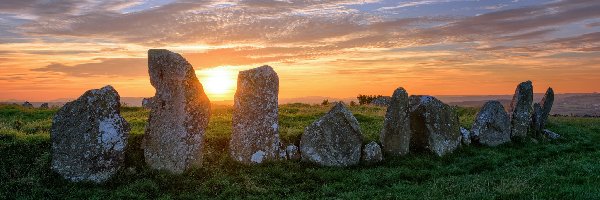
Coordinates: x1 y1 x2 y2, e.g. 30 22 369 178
196 66 237 101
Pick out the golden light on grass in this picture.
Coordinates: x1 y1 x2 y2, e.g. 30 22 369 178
196 66 237 101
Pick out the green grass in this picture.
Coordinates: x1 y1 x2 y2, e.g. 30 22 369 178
1 104 599 199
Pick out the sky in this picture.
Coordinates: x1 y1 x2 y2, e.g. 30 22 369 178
0 0 599 102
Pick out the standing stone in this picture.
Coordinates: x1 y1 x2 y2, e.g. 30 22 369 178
51 85 129 183
143 49 211 173
460 127 471 145
300 102 363 166
470 101 511 146
40 103 49 109
380 87 411 156
509 81 533 138
362 141 383 164
531 88 554 135
22 101 33 108
229 65 281 164
409 96 461 156
286 144 301 160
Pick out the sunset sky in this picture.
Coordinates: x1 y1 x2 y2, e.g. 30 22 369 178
1 0 599 102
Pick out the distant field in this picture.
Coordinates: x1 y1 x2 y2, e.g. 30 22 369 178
1 104 600 199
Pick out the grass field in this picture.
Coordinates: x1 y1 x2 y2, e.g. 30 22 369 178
1 103 599 199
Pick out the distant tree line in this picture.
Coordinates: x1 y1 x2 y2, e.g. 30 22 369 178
356 94 383 105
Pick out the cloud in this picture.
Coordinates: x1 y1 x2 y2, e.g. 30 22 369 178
377 0 475 10
32 58 147 77
409 0 600 44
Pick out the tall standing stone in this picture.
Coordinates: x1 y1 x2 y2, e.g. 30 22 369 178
51 85 129 183
143 49 211 173
471 101 511 146
300 102 363 167
531 87 554 135
380 87 411 156
229 65 281 164
509 81 533 138
409 96 461 156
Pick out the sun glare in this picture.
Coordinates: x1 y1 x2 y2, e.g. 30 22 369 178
197 66 237 101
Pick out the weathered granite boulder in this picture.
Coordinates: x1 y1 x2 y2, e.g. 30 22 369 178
40 103 49 109
370 96 392 107
51 85 129 183
143 49 211 173
300 102 363 166
460 127 471 145
471 101 511 146
22 101 33 108
543 129 560 140
509 81 533 138
361 141 383 164
229 65 281 164
286 144 301 160
380 87 411 156
408 96 461 156
141 97 153 109
531 87 554 135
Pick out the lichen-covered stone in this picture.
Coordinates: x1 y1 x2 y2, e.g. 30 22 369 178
543 129 560 140
361 141 383 164
532 88 554 135
460 127 471 145
143 49 211 173
279 143 287 160
471 101 511 146
300 102 363 166
229 65 281 164
286 144 301 160
509 81 533 138
380 87 411 156
409 95 461 156
51 85 129 183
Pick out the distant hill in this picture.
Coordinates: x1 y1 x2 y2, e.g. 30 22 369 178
2 93 598 116
439 93 600 116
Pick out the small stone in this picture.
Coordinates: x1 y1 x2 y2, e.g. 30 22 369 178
509 81 533 138
143 49 211 174
543 129 560 140
51 85 129 183
300 102 363 167
531 88 554 135
471 101 511 146
409 95 461 156
229 65 281 164
22 101 33 108
286 144 301 160
361 141 383 164
380 87 411 156
279 143 287 160
460 127 471 145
